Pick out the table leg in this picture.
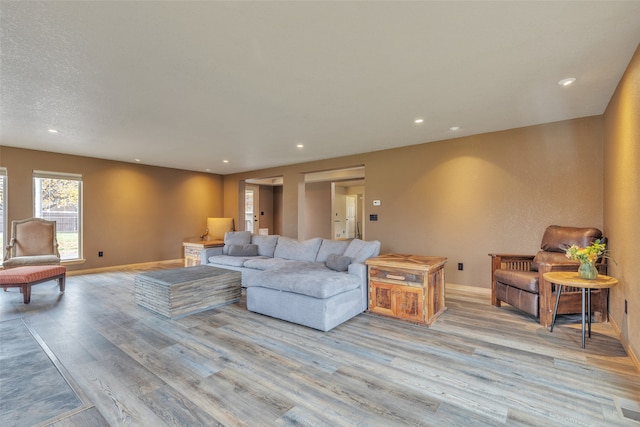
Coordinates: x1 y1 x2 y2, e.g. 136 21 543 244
581 288 586 349
550 284 563 333
588 288 592 338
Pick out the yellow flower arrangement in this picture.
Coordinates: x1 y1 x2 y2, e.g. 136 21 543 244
565 239 614 279
565 239 607 264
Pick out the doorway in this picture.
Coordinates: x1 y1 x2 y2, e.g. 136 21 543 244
244 184 259 233
331 181 364 240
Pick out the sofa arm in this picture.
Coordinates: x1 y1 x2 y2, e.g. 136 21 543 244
200 247 223 264
348 262 369 311
348 262 367 281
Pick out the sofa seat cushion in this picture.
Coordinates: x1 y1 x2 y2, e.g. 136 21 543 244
207 255 267 267
494 269 539 293
242 257 296 271
245 266 360 299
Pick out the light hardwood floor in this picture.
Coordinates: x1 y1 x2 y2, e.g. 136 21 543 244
1 262 639 426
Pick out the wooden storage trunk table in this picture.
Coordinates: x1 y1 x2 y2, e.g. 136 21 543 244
134 265 241 319
366 253 447 325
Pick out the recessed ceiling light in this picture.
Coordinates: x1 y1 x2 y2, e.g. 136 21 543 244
205 168 211 172
296 144 304 148
223 160 229 163
414 118 424 124
449 126 461 131
134 158 141 162
48 129 58 133
558 77 576 86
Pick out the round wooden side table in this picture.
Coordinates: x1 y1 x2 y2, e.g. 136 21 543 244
543 271 618 349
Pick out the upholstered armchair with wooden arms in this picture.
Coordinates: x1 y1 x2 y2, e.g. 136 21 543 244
490 226 608 327
3 218 61 269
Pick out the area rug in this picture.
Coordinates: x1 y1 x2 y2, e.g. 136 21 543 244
0 318 83 426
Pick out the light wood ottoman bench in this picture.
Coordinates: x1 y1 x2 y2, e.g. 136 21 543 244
0 265 66 304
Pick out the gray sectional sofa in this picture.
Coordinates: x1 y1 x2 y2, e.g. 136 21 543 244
200 231 381 331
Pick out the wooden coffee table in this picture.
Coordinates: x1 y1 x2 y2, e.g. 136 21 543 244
134 265 241 319
544 271 618 349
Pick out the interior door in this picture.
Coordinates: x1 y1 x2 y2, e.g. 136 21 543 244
346 195 356 239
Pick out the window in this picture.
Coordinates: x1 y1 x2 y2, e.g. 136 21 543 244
33 171 83 261
0 168 6 262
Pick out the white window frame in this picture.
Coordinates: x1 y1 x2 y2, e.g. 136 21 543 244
33 170 83 262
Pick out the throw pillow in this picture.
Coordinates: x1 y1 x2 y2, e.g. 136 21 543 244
325 253 352 272
228 244 259 257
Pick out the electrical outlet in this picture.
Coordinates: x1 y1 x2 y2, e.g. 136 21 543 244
458 263 463 271
98 251 103 257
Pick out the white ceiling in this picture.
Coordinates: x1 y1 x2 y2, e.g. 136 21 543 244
1 1 639 175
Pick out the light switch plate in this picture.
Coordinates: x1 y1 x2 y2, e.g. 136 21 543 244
373 200 381 206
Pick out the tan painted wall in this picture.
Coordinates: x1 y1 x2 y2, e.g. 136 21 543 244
273 185 283 236
603 45 640 362
304 181 332 239
258 185 274 234
224 116 604 286
0 146 224 271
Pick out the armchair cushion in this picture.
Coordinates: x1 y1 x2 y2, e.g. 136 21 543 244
2 255 61 269
494 269 539 293
540 225 603 253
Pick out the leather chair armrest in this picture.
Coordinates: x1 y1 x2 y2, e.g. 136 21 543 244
489 253 534 306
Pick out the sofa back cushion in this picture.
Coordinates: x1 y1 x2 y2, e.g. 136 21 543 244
540 225 603 253
273 237 323 262
315 239 350 262
222 231 251 255
343 239 381 263
251 234 279 257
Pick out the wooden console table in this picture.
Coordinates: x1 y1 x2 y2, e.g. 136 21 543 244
182 239 224 267
366 253 447 325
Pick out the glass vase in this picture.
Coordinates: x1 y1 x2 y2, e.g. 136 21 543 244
578 261 598 280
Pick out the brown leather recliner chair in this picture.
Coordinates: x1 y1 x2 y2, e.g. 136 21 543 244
490 225 608 327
